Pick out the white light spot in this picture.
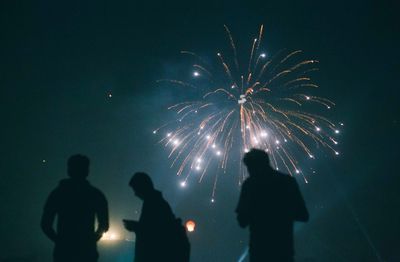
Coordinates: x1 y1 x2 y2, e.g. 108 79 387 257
173 139 180 146
216 151 222 156
335 130 340 134
335 151 340 155
231 85 235 89
260 53 266 58
153 130 157 134
196 158 202 163
244 148 249 153
275 140 280 144
260 131 268 137
195 165 201 171
42 159 46 163
211 198 215 203
212 144 216 149
316 127 321 132
305 96 310 100
295 169 300 174
206 135 211 140
180 181 186 187
193 71 200 77
167 133 172 137
246 125 250 129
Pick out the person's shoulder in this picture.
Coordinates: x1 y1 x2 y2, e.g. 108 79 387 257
88 184 107 198
274 171 296 184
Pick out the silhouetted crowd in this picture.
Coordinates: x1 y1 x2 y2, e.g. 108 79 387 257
41 149 308 262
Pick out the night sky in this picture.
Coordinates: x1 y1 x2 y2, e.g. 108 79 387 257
1 1 399 261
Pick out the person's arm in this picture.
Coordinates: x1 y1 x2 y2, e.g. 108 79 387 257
40 191 58 242
291 179 309 222
95 192 109 241
123 219 140 232
235 182 251 228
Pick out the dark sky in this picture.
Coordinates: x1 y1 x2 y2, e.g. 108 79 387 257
1 1 399 261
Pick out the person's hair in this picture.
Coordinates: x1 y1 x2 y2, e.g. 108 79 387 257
67 154 90 179
129 172 154 190
243 148 271 171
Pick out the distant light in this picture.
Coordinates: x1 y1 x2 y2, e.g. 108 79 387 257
327 106 331 109
309 154 314 159
305 96 310 100
206 135 211 140
275 140 280 144
108 93 112 98
216 151 222 156
186 220 196 232
196 158 202 163
244 148 249 153
246 125 250 129
193 71 200 77
173 139 180 146
276 167 279 171
101 231 119 241
260 131 268 137
42 159 46 163
340 122 344 126
231 85 235 89
153 130 157 134
217 52 221 56
316 127 321 132
295 169 300 174
211 198 215 203
180 181 187 187
195 110 198 113
195 165 201 171
284 139 288 142
335 130 340 134
335 151 340 155
260 53 266 58
212 144 216 149
166 133 172 137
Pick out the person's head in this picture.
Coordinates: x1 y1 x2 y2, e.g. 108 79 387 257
243 148 272 176
67 154 90 179
129 172 154 199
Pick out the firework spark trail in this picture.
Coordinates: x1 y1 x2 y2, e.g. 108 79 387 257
154 25 341 199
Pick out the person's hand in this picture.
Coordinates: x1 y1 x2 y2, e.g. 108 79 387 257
94 231 103 241
123 219 138 232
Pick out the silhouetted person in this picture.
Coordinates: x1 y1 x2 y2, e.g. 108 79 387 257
41 154 109 262
123 172 190 262
236 149 309 262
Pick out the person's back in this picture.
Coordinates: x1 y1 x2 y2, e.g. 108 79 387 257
236 149 308 261
41 155 109 262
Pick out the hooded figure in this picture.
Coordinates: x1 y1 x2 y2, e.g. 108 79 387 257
123 172 190 262
236 149 309 262
41 154 109 262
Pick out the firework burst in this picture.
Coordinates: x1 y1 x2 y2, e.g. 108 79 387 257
155 25 341 199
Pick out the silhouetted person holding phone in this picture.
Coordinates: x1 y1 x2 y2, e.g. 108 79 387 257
123 172 190 262
236 149 309 262
41 154 109 262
